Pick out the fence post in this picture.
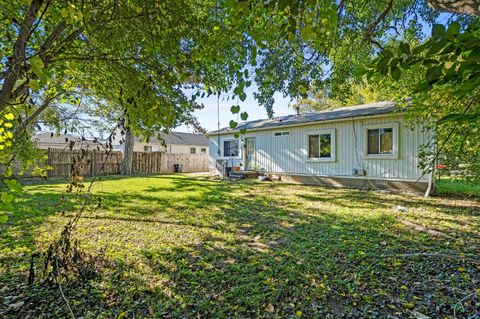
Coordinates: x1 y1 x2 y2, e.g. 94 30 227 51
46 148 52 179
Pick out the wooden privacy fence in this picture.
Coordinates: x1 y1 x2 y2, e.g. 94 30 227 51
132 152 208 174
46 148 123 178
13 149 208 178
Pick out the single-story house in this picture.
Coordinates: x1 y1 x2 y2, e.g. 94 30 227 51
131 131 209 154
208 101 433 194
33 132 105 150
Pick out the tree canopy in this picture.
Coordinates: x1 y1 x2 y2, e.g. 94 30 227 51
1 0 480 216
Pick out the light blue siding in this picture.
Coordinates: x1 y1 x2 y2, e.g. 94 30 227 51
209 115 431 182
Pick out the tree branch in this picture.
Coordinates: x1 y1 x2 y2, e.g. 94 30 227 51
364 0 394 44
0 0 45 113
428 0 480 16
13 95 54 137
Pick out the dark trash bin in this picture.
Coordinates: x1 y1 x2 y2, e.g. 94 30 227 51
174 164 183 173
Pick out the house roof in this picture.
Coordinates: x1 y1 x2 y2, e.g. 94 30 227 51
33 133 104 149
137 131 208 146
209 101 399 135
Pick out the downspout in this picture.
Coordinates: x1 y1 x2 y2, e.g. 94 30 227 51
424 124 437 197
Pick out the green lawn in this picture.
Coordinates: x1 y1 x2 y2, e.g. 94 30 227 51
437 178 480 198
1 174 479 318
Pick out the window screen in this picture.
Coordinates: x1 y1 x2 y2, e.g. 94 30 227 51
309 133 333 159
320 133 332 158
308 135 320 158
367 128 393 155
223 140 239 157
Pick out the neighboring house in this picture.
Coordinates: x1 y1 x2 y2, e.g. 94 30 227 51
132 131 209 155
33 133 104 150
208 101 433 194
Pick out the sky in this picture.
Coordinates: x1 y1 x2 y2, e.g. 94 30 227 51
176 85 296 133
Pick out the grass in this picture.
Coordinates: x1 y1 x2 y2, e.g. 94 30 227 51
1 174 479 318
437 177 480 198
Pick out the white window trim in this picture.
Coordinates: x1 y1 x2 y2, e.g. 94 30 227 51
274 131 290 137
306 129 336 163
219 137 241 159
364 122 399 159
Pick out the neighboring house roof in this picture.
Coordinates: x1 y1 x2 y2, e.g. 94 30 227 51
137 131 208 146
33 133 104 150
209 101 399 135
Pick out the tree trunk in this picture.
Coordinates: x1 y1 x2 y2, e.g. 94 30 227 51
428 0 480 16
121 126 134 175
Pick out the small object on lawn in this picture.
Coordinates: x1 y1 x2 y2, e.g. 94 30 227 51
258 175 270 181
269 174 281 181
393 205 408 212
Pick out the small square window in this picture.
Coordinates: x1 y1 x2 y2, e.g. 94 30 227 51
190 147 196 154
200 148 207 154
144 145 152 152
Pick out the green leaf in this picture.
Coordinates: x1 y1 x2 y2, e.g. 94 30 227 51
229 120 237 129
230 105 240 114
353 65 369 77
4 179 22 193
447 21 461 36
399 42 410 54
439 113 480 123
239 91 247 102
240 111 248 121
382 49 393 58
432 24 446 38
1 192 14 204
0 213 7 224
239 128 247 135
391 67 401 81
30 56 45 80
426 66 443 84
29 79 41 91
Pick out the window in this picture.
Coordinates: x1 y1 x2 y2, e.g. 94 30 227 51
274 131 290 137
367 128 392 154
307 129 335 161
223 140 239 157
144 145 152 152
190 147 196 154
364 123 398 159
200 148 207 154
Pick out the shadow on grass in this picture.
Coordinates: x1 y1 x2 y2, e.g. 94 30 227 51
1 176 479 318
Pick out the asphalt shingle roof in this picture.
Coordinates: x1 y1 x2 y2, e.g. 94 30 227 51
209 101 398 135
138 132 208 146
